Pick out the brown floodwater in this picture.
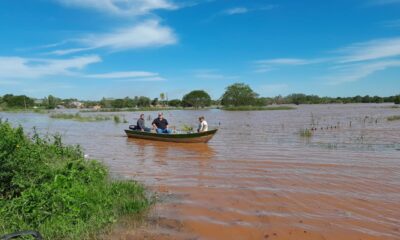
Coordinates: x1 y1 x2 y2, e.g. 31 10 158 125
1 104 400 240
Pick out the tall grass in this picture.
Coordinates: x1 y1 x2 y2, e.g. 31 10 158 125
387 115 400 121
50 113 111 122
299 128 313 138
222 106 296 111
0 120 150 239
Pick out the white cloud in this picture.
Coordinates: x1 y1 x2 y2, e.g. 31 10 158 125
382 19 400 28
117 76 166 82
325 60 400 85
54 0 177 16
194 70 239 80
254 58 326 73
368 0 400 5
338 37 400 63
0 55 101 79
223 7 249 15
86 71 158 79
50 20 177 55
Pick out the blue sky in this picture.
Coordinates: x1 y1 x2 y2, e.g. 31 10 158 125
0 0 399 100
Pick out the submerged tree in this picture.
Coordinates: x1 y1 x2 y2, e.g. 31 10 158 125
220 83 259 106
182 90 211 108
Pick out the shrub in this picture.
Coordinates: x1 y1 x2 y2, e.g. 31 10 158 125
0 120 150 239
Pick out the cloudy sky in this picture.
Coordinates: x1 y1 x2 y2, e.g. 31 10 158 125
0 0 399 99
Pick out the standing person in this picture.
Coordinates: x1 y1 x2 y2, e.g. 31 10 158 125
152 113 172 134
197 116 208 132
136 113 151 132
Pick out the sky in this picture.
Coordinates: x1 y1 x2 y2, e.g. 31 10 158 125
0 0 400 100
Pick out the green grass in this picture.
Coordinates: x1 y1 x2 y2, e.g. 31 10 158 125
0 120 150 239
222 106 296 111
0 108 49 114
81 107 184 113
50 113 115 122
387 115 400 121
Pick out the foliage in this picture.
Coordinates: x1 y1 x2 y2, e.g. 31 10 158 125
299 129 313 138
50 113 113 122
113 115 121 123
394 95 400 104
0 121 150 239
181 124 194 132
0 94 34 108
182 90 211 108
387 115 400 121
168 99 182 107
151 98 159 106
220 83 260 106
222 106 296 111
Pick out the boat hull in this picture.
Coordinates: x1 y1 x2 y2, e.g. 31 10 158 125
124 129 218 143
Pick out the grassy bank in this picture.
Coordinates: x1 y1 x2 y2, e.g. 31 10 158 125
387 115 400 121
80 107 184 113
0 108 49 114
0 121 150 239
222 106 296 111
50 113 127 123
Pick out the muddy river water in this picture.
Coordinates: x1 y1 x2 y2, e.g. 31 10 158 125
1 104 400 240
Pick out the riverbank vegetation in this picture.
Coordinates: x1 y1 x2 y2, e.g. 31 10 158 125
387 115 400 121
50 113 113 122
0 121 150 239
222 106 296 111
2 84 399 112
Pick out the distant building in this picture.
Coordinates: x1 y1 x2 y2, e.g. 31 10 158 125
70 101 83 108
93 105 101 110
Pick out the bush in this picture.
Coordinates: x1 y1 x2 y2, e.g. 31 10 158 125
0 120 150 239
220 83 259 106
182 90 211 108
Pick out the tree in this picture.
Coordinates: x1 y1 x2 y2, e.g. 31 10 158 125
182 90 211 108
137 96 151 107
220 83 259 106
168 99 182 107
394 95 400 104
151 98 159 106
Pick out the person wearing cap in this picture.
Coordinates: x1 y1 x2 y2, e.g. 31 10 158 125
152 113 172 134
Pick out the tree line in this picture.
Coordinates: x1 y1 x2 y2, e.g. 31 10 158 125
1 83 400 109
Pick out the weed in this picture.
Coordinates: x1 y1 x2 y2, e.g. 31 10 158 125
299 128 313 138
0 121 150 239
387 115 400 121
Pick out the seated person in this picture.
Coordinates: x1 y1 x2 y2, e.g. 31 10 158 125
152 113 172 134
135 113 151 132
197 116 208 132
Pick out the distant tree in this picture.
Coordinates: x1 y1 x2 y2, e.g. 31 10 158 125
100 98 112 108
221 83 259 106
2 94 34 108
168 99 182 107
137 96 151 107
394 95 400 104
182 90 211 108
111 99 124 108
151 98 159 106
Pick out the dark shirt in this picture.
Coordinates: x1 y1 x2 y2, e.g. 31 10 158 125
152 118 168 130
137 118 145 130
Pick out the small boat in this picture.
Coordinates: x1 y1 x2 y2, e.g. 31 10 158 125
124 129 218 143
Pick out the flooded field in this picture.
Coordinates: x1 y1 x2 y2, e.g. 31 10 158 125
1 104 400 240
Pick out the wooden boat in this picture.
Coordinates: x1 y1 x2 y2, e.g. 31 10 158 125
124 129 218 143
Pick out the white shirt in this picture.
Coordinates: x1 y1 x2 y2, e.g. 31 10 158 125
199 120 208 132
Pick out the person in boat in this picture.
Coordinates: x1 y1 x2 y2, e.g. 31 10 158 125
152 112 172 134
197 116 208 132
135 114 151 132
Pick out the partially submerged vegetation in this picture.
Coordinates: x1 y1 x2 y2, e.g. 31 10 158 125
0 121 150 239
50 113 124 122
387 115 400 121
222 106 296 111
299 129 314 138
